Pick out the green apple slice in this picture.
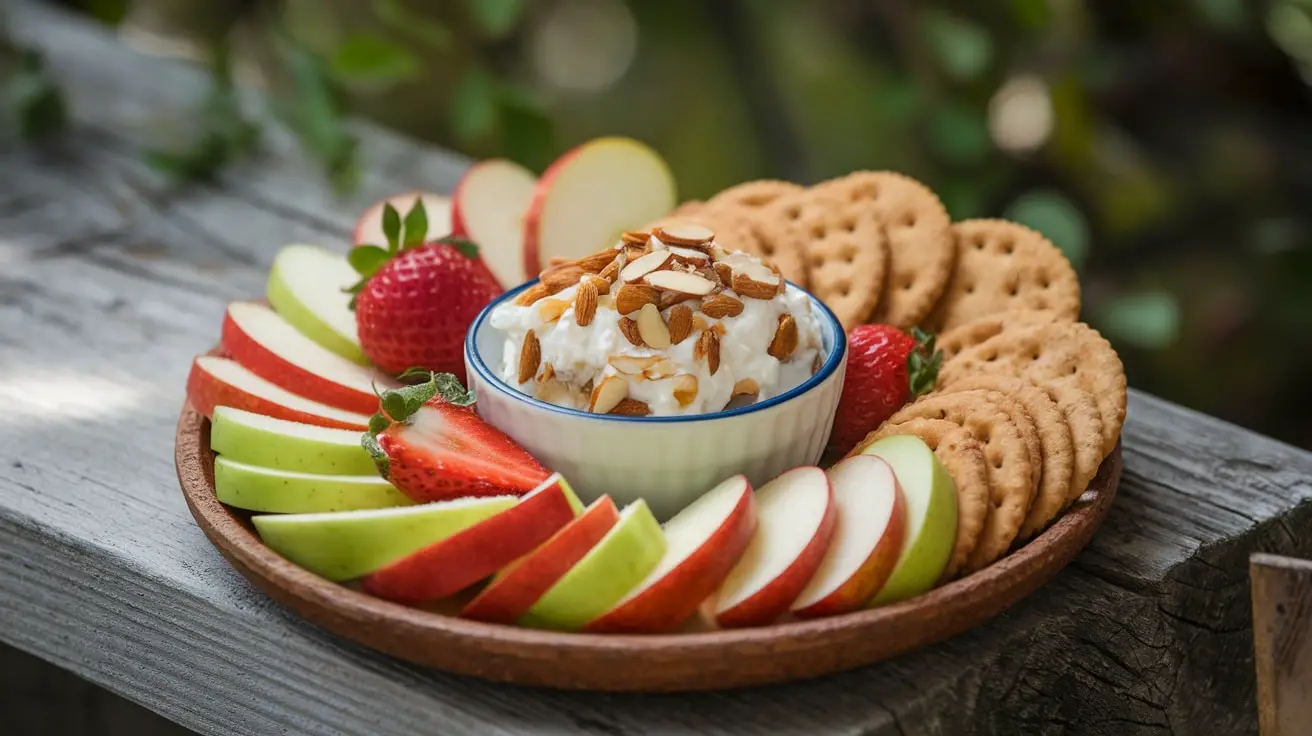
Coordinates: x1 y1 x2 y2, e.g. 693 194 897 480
210 406 377 475
861 435 958 605
214 457 411 514
518 499 667 631
253 496 517 581
266 244 367 365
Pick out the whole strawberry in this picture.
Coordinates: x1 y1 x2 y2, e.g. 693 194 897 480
826 325 941 460
349 197 502 380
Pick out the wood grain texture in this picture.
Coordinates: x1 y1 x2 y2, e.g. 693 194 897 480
2 1 1311 733
1251 553 1312 735
176 404 1120 691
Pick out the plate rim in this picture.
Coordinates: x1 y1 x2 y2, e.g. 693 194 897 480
174 401 1121 692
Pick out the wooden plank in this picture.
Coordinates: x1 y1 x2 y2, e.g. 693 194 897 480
1 2 1311 734
1252 553 1312 736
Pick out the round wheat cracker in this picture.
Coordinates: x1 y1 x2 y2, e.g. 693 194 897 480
941 321 1126 458
858 418 989 580
928 220 1080 333
937 309 1067 361
810 171 954 329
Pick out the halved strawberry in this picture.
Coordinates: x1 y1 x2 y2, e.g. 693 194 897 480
364 372 551 503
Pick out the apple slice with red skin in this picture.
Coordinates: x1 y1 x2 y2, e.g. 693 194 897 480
587 475 756 633
220 301 398 415
521 137 675 276
186 355 370 430
450 159 538 289
790 455 906 618
711 466 836 628
353 191 452 247
461 496 620 624
361 473 582 605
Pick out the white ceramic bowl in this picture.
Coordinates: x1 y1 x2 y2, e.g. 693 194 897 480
464 281 847 520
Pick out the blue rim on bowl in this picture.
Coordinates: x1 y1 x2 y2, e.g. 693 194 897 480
465 278 848 423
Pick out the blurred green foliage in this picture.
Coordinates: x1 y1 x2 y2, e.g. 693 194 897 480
9 0 1312 448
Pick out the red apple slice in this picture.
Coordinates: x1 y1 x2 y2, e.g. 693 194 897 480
352 191 452 247
522 137 676 276
450 159 538 289
221 302 398 415
587 475 757 633
712 466 836 628
186 356 371 430
461 496 620 624
790 455 906 618
361 473 582 605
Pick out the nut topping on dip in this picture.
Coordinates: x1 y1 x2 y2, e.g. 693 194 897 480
490 228 823 416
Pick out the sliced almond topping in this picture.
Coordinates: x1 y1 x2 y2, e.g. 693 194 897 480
658 289 698 310
589 375 628 413
598 258 621 285
515 283 551 306
696 329 720 375
518 330 541 384
616 283 660 315
672 374 699 408
731 378 759 399
713 262 734 286
700 293 745 319
667 304 693 344
536 377 573 404
618 316 644 347
636 303 671 349
543 265 586 293
693 315 709 332
575 249 620 273
768 313 798 359
668 245 711 263
768 262 788 295
598 294 615 310
643 358 679 380
812 352 823 374
655 223 715 246
620 230 651 246
624 245 647 263
620 250 674 283
541 362 556 382
608 398 651 417
732 271 779 300
574 280 599 326
609 355 662 376
644 270 717 296
537 297 570 323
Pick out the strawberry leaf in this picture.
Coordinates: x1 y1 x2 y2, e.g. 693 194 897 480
431 372 476 406
381 391 408 421
348 245 390 277
361 431 389 478
367 371 476 432
402 197 428 248
367 412 390 436
906 326 942 396
382 203 402 252
436 235 479 260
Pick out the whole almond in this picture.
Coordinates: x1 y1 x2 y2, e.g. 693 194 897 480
608 398 651 417
515 283 551 306
543 265 586 293
713 262 734 285
547 256 571 267
574 280 599 326
518 330 541 384
701 293 745 319
537 297 570 323
616 283 660 315
696 329 721 375
577 249 619 273
733 272 779 300
584 274 611 294
598 258 621 285
672 374 698 408
667 304 693 344
636 303 671 349
768 313 799 359
619 317 644 347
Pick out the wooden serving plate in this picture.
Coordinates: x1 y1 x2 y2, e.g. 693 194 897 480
174 402 1121 692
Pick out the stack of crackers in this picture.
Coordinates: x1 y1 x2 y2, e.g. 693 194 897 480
657 171 1127 580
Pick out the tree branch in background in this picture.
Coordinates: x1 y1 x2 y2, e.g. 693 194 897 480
704 0 809 182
